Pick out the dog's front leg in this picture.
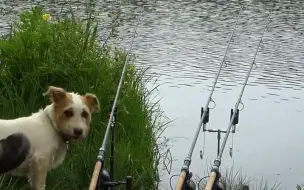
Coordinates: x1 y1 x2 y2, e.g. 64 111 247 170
29 161 48 190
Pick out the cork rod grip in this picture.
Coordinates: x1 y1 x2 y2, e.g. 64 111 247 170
175 170 187 190
204 171 217 190
89 161 102 190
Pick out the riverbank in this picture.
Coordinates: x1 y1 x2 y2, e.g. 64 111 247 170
191 165 304 190
0 6 165 190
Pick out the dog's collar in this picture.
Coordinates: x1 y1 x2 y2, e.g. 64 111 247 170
43 110 70 150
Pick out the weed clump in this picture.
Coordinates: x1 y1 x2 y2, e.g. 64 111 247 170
194 167 283 190
0 6 160 190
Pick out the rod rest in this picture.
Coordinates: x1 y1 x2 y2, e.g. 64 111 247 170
98 169 132 190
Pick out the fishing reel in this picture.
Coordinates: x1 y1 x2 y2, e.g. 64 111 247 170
95 105 133 190
97 169 132 190
178 171 227 190
182 172 197 190
206 171 226 190
214 182 226 190
185 180 196 190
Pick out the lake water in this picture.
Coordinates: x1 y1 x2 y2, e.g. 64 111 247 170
1 0 304 189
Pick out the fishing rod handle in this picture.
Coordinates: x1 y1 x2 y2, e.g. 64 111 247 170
175 170 187 190
204 171 217 190
89 160 102 190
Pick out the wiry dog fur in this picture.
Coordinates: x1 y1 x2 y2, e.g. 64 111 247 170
0 86 100 190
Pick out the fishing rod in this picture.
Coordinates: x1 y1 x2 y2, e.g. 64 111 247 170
174 6 244 190
204 5 274 190
88 9 142 190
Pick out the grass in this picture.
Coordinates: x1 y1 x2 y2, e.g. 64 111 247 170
0 3 301 190
194 167 281 190
193 166 304 190
297 184 304 190
0 5 167 190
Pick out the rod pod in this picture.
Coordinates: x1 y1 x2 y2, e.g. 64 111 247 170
204 3 275 189
175 6 244 190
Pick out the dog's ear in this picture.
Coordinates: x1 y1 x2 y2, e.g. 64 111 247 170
83 93 100 113
43 86 67 104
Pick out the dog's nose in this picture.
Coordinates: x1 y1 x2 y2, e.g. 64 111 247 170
73 128 83 136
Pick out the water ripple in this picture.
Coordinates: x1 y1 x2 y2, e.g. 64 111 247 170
0 0 303 101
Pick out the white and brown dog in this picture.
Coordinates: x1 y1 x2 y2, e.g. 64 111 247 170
0 86 100 190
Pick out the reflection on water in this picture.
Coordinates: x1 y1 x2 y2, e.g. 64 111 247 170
1 0 304 189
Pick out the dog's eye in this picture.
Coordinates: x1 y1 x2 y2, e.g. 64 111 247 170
81 111 88 118
64 110 73 117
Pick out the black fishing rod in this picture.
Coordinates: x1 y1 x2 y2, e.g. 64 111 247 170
175 6 244 190
88 9 142 190
204 5 275 190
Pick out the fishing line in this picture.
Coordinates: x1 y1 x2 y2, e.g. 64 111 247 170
187 3 243 161
197 176 210 190
204 3 276 190
229 133 233 158
199 132 206 160
218 5 273 162
98 9 141 167
187 4 244 160
88 7 143 190
164 3 240 174
174 5 244 190
170 174 180 190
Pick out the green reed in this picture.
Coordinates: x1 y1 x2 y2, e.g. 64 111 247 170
0 6 166 190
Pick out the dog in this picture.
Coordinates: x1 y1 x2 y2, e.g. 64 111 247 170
0 133 30 175
0 86 100 190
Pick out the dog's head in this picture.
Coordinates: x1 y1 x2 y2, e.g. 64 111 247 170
43 86 100 141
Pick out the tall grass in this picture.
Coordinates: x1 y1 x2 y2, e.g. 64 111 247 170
0 6 165 190
297 184 304 190
194 166 284 190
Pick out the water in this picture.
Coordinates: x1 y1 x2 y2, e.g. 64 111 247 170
1 0 304 189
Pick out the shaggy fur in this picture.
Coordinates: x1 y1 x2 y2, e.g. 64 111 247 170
0 86 100 190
